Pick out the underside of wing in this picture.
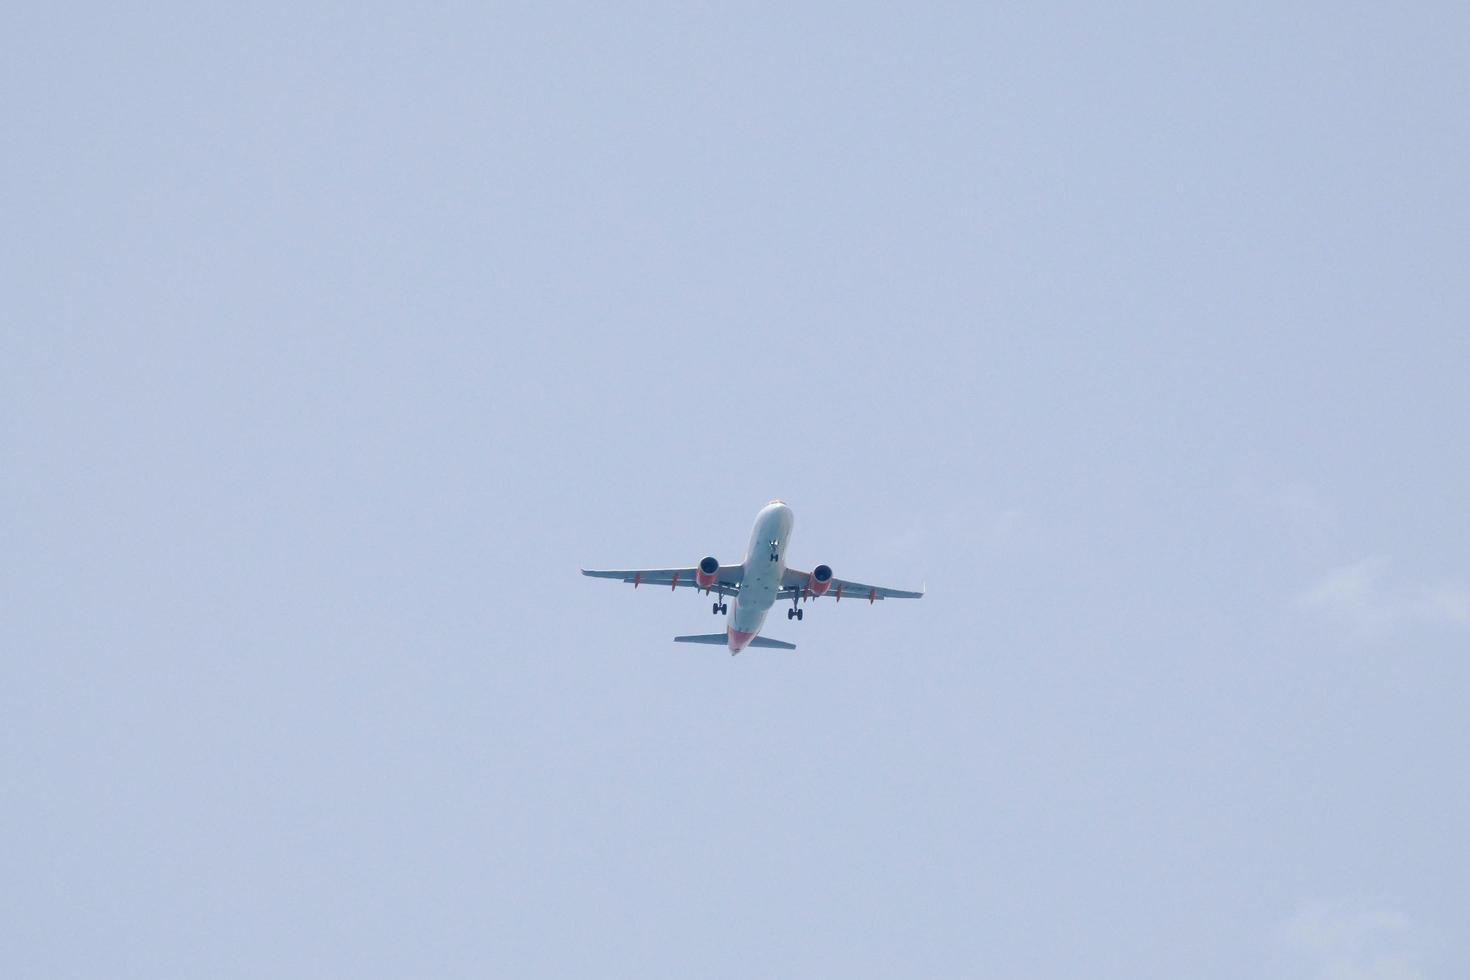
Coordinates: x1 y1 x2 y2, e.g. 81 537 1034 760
582 565 744 597
778 567 924 603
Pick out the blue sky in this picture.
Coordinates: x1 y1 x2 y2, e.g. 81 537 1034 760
4 3 1467 977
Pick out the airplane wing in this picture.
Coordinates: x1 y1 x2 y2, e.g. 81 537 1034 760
582 566 745 598
778 567 924 603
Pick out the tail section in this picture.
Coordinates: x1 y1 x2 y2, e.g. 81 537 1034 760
673 633 796 651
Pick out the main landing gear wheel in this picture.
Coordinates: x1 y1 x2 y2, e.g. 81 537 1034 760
712 602 728 615
787 608 803 621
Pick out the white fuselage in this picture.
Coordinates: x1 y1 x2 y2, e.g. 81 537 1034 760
728 501 794 652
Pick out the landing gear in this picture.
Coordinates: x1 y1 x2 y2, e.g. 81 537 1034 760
788 591 804 621
787 607 803 621
712 600 728 615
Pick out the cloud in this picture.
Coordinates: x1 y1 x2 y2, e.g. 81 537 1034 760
1295 558 1470 634
1279 898 1428 980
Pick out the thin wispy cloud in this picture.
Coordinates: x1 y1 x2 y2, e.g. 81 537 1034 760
1279 898 1429 980
1295 558 1470 634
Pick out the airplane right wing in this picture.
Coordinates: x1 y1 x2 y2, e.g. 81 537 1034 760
778 567 925 603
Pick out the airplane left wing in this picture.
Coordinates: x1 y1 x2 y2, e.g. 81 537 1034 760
778 567 924 603
582 566 744 598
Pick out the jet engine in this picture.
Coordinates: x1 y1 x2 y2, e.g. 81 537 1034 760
806 564 834 597
695 556 720 590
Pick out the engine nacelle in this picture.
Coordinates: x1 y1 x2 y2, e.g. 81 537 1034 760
695 556 720 590
806 564 833 597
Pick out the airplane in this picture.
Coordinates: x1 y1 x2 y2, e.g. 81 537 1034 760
581 499 923 654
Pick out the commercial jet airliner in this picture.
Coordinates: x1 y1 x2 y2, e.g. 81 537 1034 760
582 500 923 654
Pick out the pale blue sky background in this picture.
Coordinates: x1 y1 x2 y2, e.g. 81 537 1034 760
4 3 1467 978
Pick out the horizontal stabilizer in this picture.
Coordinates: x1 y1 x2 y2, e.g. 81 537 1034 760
673 633 797 650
